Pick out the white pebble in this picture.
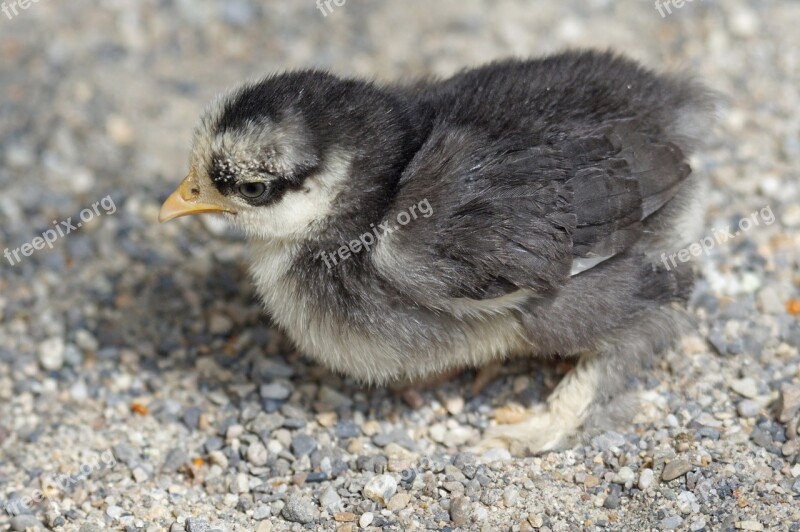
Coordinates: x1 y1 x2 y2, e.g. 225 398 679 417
638 468 654 490
38 337 65 371
359 512 374 527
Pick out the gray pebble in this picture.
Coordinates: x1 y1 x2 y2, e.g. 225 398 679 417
113 443 140 467
318 386 353 408
503 485 519 506
162 448 188 473
450 495 471 527
334 420 361 438
204 436 224 453
247 441 269 466
291 434 317 457
260 382 292 400
372 428 416 450
661 515 683 530
591 431 626 451
319 485 342 511
777 384 800 422
737 399 761 418
662 460 692 481
185 517 209 532
281 494 318 524
363 474 397 504
603 486 621 509
182 406 203 430
10 516 44 531
253 504 271 520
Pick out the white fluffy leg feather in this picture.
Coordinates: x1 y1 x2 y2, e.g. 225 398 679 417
477 355 600 455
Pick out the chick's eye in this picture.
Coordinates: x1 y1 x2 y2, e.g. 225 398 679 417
237 182 267 199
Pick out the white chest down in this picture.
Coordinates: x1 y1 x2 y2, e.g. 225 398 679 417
246 239 529 384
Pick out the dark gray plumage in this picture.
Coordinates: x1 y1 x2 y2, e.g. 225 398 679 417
160 50 716 454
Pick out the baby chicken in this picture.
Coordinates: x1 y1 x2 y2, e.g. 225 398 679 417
160 50 715 454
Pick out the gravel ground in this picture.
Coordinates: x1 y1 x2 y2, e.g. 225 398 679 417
1 1 799 530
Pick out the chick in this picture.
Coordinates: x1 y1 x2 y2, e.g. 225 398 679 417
160 50 716 454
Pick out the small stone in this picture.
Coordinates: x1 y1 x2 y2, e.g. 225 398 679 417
737 399 761 418
38 337 65 371
260 382 292 400
638 469 655 490
729 378 759 399
106 505 123 520
591 431 626 451
372 428 416 450
751 427 774 449
735 521 764 531
256 522 272 532
363 474 397 505
230 473 250 494
162 448 188 473
614 466 635 485
450 496 471 527
226 424 244 440
429 423 447 443
113 443 140 467
334 512 356 522
203 436 224 452
482 447 511 462
247 441 268 466
185 517 209 532
132 467 149 483
316 412 337 428
584 474 601 488
603 487 621 509
528 513 544 528
513 376 530 394
282 494 318 524
208 450 228 469
757 286 785 314
319 486 342 512
387 492 410 511
291 434 317 457
359 512 374 528
782 440 799 457
677 491 698 514
776 384 800 422
446 396 465 415
661 515 683 530
783 204 800 228
208 313 233 334
503 485 519 506
253 504 271 520
182 406 203 430
662 459 692 482
318 386 353 408
10 516 44 531
69 380 88 401
689 516 707 532
334 421 361 439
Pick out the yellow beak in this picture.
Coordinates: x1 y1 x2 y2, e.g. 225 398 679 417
159 173 230 223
